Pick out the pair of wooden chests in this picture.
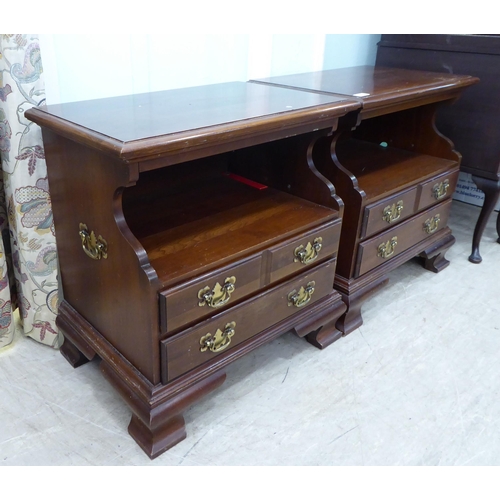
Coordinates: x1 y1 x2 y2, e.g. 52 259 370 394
26 66 477 458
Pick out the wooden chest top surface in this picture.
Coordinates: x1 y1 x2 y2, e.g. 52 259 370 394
252 65 479 110
25 81 360 163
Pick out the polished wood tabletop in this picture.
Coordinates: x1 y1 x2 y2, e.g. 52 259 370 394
38 82 358 141
252 66 479 111
26 82 360 162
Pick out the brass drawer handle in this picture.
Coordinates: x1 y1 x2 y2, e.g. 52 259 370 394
198 276 236 308
423 214 440 234
79 223 108 260
294 237 323 264
377 237 398 259
382 200 403 223
432 179 449 200
287 281 315 308
199 321 236 353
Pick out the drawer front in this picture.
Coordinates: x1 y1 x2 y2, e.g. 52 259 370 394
356 198 452 277
265 218 341 283
161 259 336 381
361 187 419 239
417 169 459 211
160 255 262 334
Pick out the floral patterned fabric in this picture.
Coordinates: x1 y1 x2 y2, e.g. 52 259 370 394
0 34 62 349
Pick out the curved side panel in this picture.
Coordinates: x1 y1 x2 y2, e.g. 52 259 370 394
313 129 366 278
113 186 160 284
42 129 162 384
228 128 344 214
353 101 462 163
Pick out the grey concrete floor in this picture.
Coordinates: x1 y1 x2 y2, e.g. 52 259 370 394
1 200 499 466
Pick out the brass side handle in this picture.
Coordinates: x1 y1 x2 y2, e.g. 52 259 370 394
432 179 450 200
382 200 403 224
198 276 236 308
199 321 236 353
79 223 108 260
423 214 440 234
287 281 315 308
294 237 323 265
377 237 398 259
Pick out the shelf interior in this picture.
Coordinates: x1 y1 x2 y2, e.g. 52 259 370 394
122 161 337 286
336 138 458 201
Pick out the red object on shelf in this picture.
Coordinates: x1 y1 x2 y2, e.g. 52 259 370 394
226 172 268 190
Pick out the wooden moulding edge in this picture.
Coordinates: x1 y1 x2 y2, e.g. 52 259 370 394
25 107 126 160
26 101 362 164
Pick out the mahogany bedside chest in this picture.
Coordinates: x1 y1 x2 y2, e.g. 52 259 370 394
376 34 500 263
26 82 360 458
252 66 478 334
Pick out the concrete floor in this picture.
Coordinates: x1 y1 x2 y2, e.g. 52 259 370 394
1 200 499 466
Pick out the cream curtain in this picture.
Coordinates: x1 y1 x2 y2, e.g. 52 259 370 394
0 34 62 349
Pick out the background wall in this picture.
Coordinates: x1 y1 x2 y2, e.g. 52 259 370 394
39 34 381 105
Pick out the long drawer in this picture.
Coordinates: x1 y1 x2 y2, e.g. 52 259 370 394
355 198 452 277
160 259 336 382
159 218 341 334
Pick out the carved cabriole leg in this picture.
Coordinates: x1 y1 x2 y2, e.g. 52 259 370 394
334 275 390 335
497 210 500 243
469 176 500 263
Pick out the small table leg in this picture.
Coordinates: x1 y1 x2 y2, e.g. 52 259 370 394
497 210 500 243
469 176 500 264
